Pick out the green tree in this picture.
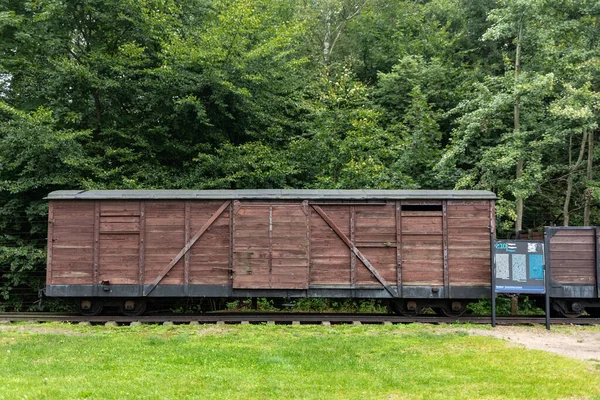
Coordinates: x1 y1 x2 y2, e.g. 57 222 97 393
0 103 92 308
440 0 600 233
291 66 414 189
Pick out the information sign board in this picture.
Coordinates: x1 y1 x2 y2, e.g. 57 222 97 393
493 240 545 294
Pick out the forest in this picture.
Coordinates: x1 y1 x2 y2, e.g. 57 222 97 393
0 0 599 308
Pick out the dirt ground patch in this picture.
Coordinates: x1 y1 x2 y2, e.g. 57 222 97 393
466 326 600 361
0 324 84 336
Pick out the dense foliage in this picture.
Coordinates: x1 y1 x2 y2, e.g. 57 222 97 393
1 0 599 308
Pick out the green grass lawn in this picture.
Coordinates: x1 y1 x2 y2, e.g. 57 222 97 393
0 323 598 399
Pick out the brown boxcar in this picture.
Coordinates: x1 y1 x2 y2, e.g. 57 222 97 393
45 189 496 315
544 226 600 317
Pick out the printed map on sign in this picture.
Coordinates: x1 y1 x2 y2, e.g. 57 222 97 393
529 254 544 280
495 254 510 280
512 254 526 282
494 240 545 294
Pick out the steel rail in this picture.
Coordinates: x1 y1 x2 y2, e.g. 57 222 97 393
0 312 599 326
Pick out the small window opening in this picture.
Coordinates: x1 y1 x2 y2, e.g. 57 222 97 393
402 205 443 212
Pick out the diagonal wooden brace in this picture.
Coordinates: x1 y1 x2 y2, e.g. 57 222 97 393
311 205 398 298
143 200 231 296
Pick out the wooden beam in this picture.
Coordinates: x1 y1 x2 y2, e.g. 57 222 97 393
268 206 273 288
184 201 191 296
395 201 402 293
303 200 310 288
93 201 100 296
233 200 242 215
593 226 600 297
138 201 146 296
229 202 234 284
311 205 397 297
442 200 449 298
47 202 54 285
143 200 231 296
309 202 387 206
350 206 356 287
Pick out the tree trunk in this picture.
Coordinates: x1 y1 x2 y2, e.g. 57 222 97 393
584 129 593 225
323 10 331 64
320 1 367 65
515 160 523 234
93 88 102 128
514 17 523 236
510 296 518 316
564 179 573 226
583 17 598 225
563 130 588 226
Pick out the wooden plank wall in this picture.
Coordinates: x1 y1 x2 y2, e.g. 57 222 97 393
144 201 185 285
447 201 491 286
271 205 309 288
144 201 232 286
233 205 271 288
550 230 595 284
233 204 308 289
401 202 444 286
98 201 141 285
189 201 230 285
48 201 95 284
354 204 397 285
49 200 232 289
48 198 494 291
310 205 351 285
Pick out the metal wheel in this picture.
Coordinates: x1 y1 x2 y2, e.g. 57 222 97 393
79 300 104 316
119 299 147 316
551 301 583 318
439 308 467 317
432 307 466 317
387 300 421 316
432 301 467 317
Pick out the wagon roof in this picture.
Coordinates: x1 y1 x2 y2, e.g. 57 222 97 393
46 189 496 200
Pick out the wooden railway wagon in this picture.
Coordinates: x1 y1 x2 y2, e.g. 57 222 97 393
45 189 497 315
544 227 600 317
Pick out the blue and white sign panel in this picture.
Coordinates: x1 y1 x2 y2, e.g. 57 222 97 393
494 240 545 294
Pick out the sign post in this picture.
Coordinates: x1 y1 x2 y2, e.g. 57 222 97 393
543 231 551 330
492 240 547 329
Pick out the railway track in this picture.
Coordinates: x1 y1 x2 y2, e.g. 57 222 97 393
1 312 599 326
